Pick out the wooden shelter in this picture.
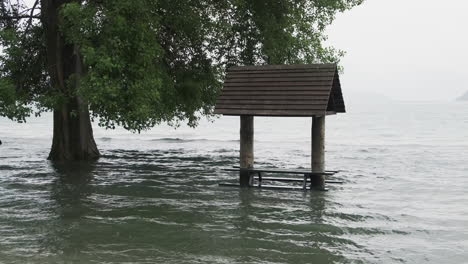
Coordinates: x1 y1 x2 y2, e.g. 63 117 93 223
214 64 346 190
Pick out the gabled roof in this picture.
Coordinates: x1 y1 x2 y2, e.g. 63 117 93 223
214 64 345 117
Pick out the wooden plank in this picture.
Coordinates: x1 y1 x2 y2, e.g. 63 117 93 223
215 105 326 110
228 64 336 71
228 65 334 70
219 91 331 96
228 67 335 73
325 180 344 184
222 85 331 93
217 99 329 105
214 112 336 117
218 95 330 100
226 70 334 75
222 87 331 92
230 166 340 174
223 81 332 87
257 177 343 184
258 177 304 182
227 72 335 79
213 109 325 116
219 183 329 191
225 77 333 83
222 168 335 175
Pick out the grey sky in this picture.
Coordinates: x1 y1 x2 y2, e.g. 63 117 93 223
326 0 468 101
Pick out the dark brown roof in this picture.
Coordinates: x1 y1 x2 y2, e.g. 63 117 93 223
214 64 345 117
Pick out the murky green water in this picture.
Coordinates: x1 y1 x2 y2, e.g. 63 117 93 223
1 102 467 263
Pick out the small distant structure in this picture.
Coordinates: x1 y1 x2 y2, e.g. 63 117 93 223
456 91 468 101
214 64 346 190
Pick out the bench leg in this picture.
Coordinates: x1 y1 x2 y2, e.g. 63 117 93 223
258 172 262 187
303 174 308 190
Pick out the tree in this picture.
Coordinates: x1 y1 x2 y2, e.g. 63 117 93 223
0 0 363 161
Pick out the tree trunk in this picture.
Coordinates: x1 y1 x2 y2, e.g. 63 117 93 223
48 97 100 160
42 0 100 161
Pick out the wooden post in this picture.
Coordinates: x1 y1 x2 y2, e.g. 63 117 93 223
240 115 254 187
311 115 325 189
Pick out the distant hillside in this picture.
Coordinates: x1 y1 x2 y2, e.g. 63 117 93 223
456 91 468 101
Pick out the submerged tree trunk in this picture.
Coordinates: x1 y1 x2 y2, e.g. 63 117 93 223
48 97 100 160
42 0 100 161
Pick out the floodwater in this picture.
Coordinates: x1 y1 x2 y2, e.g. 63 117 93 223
0 101 467 263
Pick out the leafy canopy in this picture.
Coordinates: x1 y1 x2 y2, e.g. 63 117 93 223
0 0 363 130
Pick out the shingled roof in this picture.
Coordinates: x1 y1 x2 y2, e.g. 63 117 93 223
214 64 345 117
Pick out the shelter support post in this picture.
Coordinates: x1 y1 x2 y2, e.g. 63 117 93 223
240 115 254 187
311 115 325 189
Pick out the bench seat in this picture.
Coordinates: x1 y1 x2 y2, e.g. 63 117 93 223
221 167 341 190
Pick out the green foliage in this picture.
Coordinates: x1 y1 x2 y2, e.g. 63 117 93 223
0 0 363 130
0 19 49 121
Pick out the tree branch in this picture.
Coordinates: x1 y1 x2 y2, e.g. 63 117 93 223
0 15 41 20
24 0 40 33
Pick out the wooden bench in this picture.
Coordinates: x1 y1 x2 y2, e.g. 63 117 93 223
221 168 342 190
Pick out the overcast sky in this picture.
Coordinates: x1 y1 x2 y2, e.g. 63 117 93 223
326 0 468 101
